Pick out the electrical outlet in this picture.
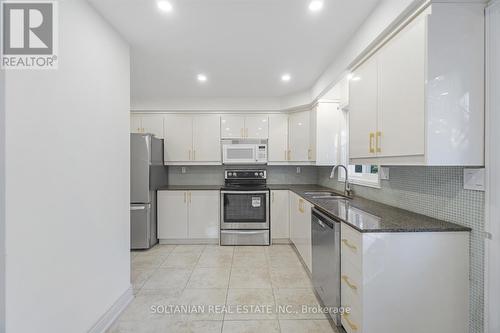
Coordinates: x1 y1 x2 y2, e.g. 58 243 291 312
181 167 187 174
463 168 485 191
380 167 390 180
296 167 301 174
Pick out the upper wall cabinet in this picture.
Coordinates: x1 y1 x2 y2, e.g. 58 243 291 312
164 114 221 165
349 4 485 166
268 114 289 162
130 114 164 139
221 115 269 139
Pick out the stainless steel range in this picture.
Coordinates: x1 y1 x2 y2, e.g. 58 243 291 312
220 169 270 246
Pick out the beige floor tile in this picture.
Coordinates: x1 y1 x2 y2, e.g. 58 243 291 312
274 289 327 319
229 266 272 289
270 265 313 288
279 319 338 333
171 245 206 254
131 268 155 290
222 320 280 333
197 246 234 267
131 252 167 269
142 268 192 290
234 246 266 255
232 251 268 268
117 289 181 322
145 244 177 256
187 267 231 289
108 319 222 333
225 288 277 320
161 252 201 268
176 288 227 320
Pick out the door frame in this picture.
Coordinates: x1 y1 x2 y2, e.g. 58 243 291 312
485 2 500 332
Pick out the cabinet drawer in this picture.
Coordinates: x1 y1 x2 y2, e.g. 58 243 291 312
341 223 362 269
341 310 363 333
341 260 362 307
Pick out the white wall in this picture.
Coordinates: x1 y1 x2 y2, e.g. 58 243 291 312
4 1 131 332
486 2 500 332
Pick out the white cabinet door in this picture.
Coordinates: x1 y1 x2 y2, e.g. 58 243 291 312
245 115 269 139
130 115 142 133
157 191 188 239
268 114 289 162
349 56 378 159
271 190 289 240
221 115 245 138
289 192 300 246
164 115 193 162
316 103 340 165
378 15 425 158
193 115 221 162
188 191 219 239
141 115 164 139
300 200 312 272
288 111 311 161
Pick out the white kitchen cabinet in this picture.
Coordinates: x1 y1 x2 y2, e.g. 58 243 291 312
130 114 164 138
348 4 484 165
288 191 312 272
245 115 269 139
221 115 269 139
271 190 289 241
164 115 193 162
268 114 289 163
313 101 342 165
221 115 245 138
288 111 312 162
188 191 219 239
349 56 378 160
192 115 221 163
158 190 220 242
340 222 469 333
164 114 221 164
157 190 188 239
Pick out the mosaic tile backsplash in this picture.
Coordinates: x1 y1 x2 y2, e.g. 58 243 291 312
318 166 485 333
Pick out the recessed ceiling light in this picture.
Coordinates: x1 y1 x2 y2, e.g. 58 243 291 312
197 74 207 82
281 74 291 82
309 1 323 12
157 1 173 12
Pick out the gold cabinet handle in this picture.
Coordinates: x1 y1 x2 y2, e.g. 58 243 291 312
240 128 244 138
342 239 358 251
284 150 287 161
376 131 382 153
308 148 312 160
272 192 275 203
288 150 291 161
189 192 192 204
245 128 248 138
193 150 196 161
189 150 192 160
184 192 187 203
369 132 375 153
343 313 359 331
342 275 358 291
299 199 305 213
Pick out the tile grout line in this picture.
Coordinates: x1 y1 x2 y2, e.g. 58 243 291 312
221 246 235 332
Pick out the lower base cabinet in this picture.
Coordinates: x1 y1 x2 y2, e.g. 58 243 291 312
271 190 290 241
157 190 219 242
340 223 469 333
289 192 312 272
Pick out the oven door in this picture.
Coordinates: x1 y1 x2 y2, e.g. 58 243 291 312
222 144 257 164
221 191 269 229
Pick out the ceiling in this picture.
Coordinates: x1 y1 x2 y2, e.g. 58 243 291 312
88 0 380 107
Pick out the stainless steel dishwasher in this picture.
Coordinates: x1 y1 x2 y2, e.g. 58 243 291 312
311 207 341 327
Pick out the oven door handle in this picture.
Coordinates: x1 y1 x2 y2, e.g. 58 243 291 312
221 191 269 194
221 230 268 235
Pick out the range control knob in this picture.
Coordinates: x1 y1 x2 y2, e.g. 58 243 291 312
254 172 259 176
259 172 264 177
228 172 233 177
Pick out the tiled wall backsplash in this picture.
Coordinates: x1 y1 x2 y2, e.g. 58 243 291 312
318 166 485 333
167 164 484 333
167 165 318 185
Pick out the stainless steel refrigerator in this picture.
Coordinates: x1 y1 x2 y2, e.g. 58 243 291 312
130 133 167 250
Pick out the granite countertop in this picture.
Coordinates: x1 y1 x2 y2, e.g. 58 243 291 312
157 185 223 191
157 183 470 233
275 184 470 233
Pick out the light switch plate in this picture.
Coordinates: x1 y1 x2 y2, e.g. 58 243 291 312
463 168 485 191
181 167 187 174
296 167 301 174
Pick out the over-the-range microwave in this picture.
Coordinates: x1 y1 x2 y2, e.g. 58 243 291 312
222 139 268 165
